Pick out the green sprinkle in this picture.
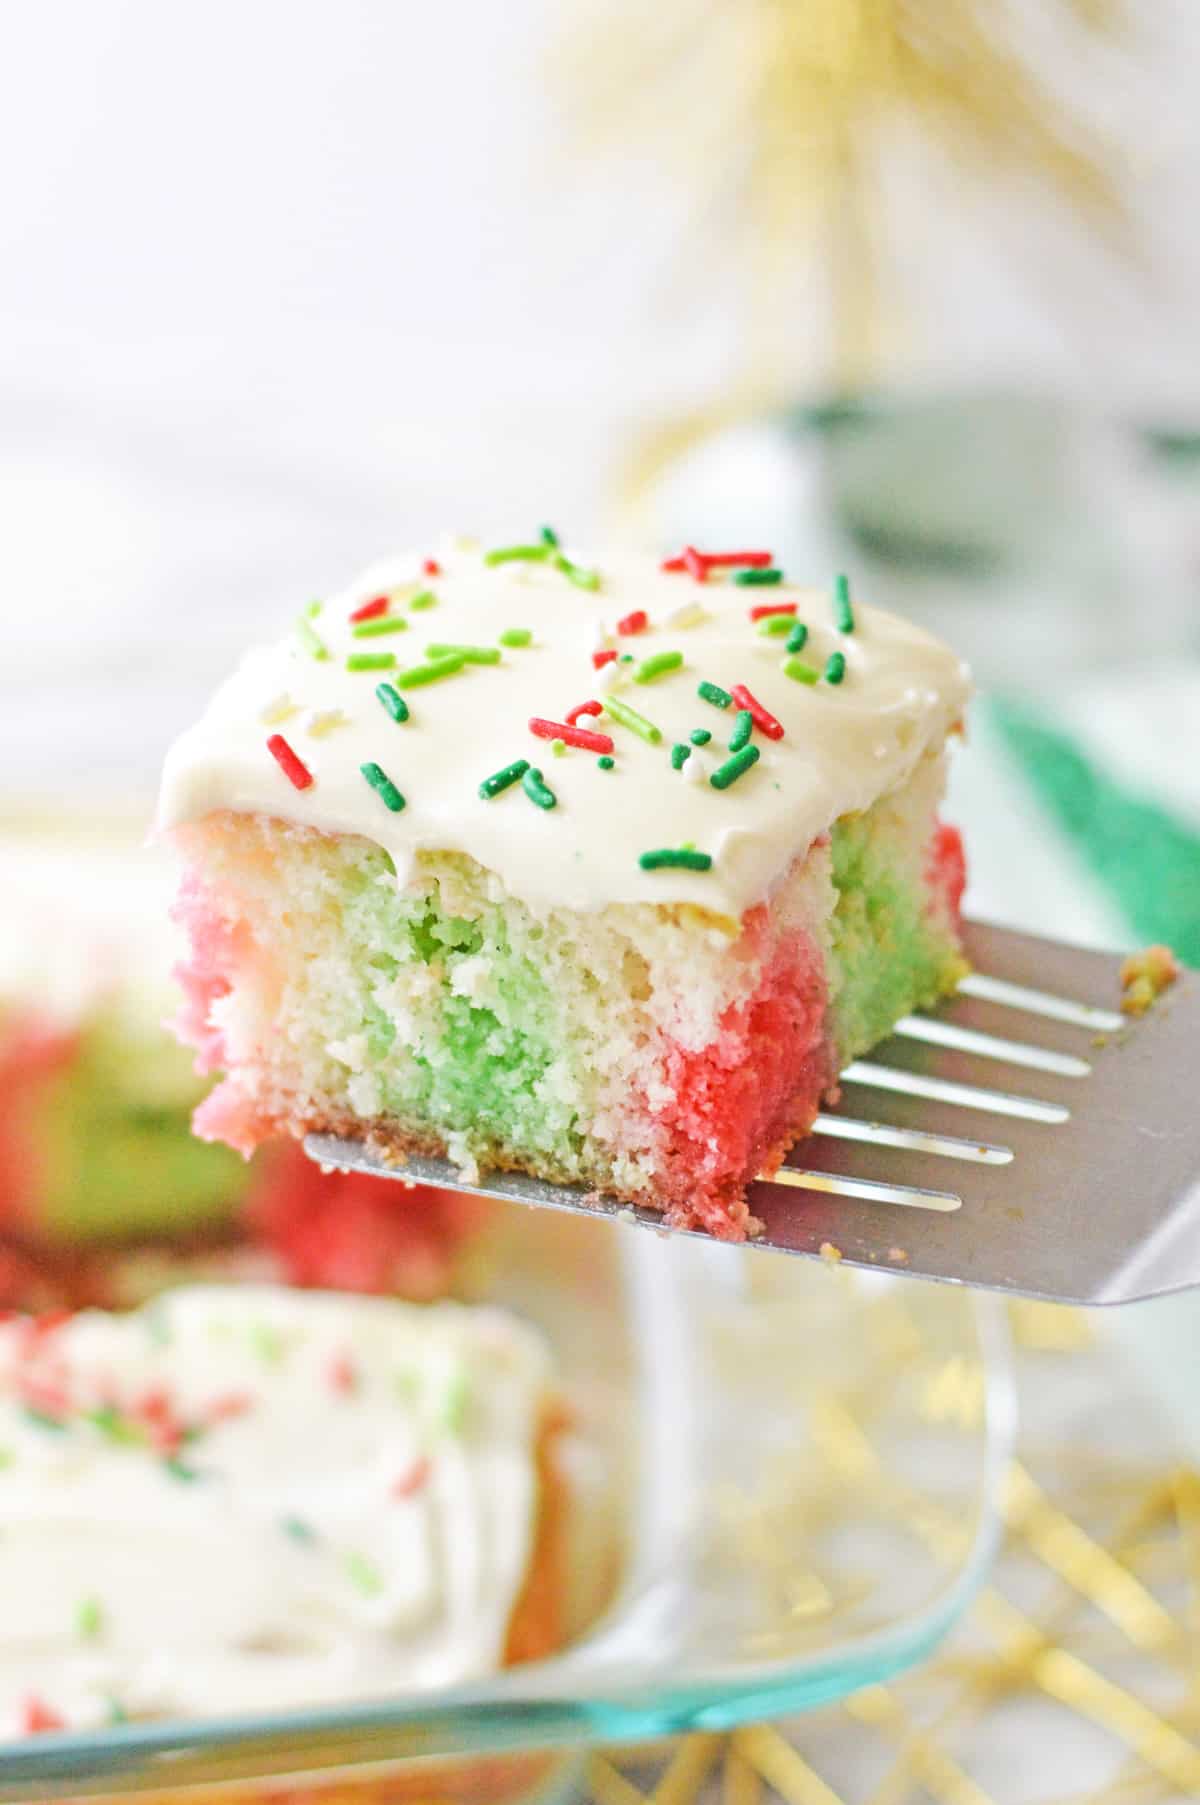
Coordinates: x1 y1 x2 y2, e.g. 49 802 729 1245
361 761 406 813
346 651 396 673
282 1514 318 1544
551 738 567 757
375 682 410 724
442 1368 471 1433
21 1406 66 1433
710 745 761 790
352 615 408 638
164 1454 201 1482
783 656 820 685
76 1597 103 1640
344 1550 384 1596
824 650 847 685
619 653 634 663
394 653 466 687
670 742 691 770
305 599 323 617
409 589 437 611
424 642 501 665
785 620 809 655
634 650 684 683
597 755 615 770
0 1447 12 1470
728 709 754 753
639 848 713 872
522 766 557 810
84 1405 142 1445
833 571 855 633
295 615 329 660
483 544 551 567
553 553 601 591
539 525 560 547
499 628 532 647
689 727 712 746
603 695 662 745
479 758 530 799
756 614 795 636
734 568 783 586
698 681 732 710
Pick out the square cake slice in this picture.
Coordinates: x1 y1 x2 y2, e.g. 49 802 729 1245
159 539 970 1241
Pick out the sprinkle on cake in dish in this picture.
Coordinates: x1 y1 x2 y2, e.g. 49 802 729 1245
0 1286 559 1735
159 536 971 1242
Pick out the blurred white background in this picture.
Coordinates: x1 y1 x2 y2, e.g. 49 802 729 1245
2 0 1198 806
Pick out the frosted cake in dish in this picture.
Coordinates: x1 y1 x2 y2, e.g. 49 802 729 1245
159 536 970 1241
0 1285 559 1735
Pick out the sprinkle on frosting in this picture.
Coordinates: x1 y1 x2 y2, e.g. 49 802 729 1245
785 621 809 655
352 616 408 639
825 651 847 685
689 727 712 746
564 699 602 725
592 648 618 670
698 681 732 710
483 543 550 568
783 656 819 685
616 610 648 636
306 708 349 738
346 652 396 673
375 683 410 724
729 685 784 742
728 709 754 753
602 695 662 745
349 596 388 624
361 762 406 813
670 742 691 770
75 1597 103 1640
344 1550 384 1596
521 766 557 810
756 615 795 636
260 693 298 725
409 590 437 612
423 558 442 576
425 643 501 666
539 526 559 548
634 651 684 683
266 734 314 791
529 718 615 755
499 628 532 648
639 847 713 871
710 744 761 790
479 758 530 799
393 653 466 688
833 571 855 634
749 602 797 622
597 754 615 770
552 552 601 591
734 568 783 587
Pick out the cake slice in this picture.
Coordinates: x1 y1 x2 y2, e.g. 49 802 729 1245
159 539 970 1242
0 1286 559 1734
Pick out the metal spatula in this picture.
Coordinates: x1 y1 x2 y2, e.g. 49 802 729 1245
307 921 1199 1306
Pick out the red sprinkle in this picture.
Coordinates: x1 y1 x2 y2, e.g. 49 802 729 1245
21 1696 65 1736
682 545 707 583
662 548 774 574
422 558 442 576
392 1455 432 1499
617 610 649 636
349 594 389 623
134 1386 173 1425
748 602 797 622
529 718 615 755
565 699 603 725
592 648 618 670
267 734 314 791
730 683 785 742
329 1352 357 1395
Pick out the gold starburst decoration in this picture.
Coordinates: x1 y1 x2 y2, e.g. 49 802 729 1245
558 0 1129 506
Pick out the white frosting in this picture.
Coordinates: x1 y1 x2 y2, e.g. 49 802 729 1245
158 543 970 917
0 1286 550 1734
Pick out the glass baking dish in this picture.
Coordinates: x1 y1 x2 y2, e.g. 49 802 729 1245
0 1201 1014 1804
